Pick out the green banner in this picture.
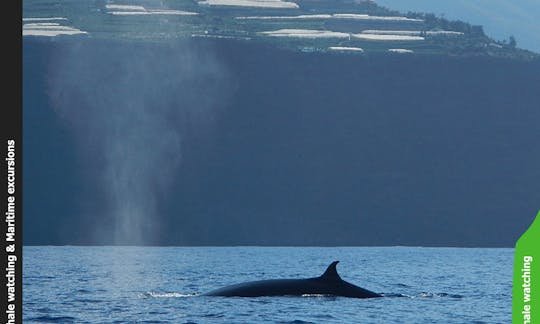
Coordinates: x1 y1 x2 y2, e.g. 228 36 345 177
513 210 540 323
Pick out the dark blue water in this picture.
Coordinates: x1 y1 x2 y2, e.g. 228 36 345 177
23 246 511 323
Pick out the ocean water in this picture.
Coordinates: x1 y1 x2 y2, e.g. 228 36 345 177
23 246 511 323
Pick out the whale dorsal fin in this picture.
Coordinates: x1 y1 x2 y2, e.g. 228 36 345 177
320 261 342 281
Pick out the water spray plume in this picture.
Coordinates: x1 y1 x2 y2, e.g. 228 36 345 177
47 40 231 245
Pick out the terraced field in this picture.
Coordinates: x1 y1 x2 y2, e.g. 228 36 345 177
23 0 537 58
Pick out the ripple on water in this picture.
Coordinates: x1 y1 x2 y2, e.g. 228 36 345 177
73 298 103 303
380 292 408 297
76 288 92 294
201 312 225 318
394 283 411 288
142 292 197 298
416 292 463 298
29 315 77 323
313 313 335 319
379 292 463 299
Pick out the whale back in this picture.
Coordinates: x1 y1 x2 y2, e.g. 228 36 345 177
204 260 382 298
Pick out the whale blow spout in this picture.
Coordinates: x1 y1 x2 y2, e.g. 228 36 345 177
204 261 381 298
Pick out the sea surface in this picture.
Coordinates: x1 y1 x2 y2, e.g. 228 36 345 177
24 246 512 323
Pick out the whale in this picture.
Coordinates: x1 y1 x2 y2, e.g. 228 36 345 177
204 261 381 298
